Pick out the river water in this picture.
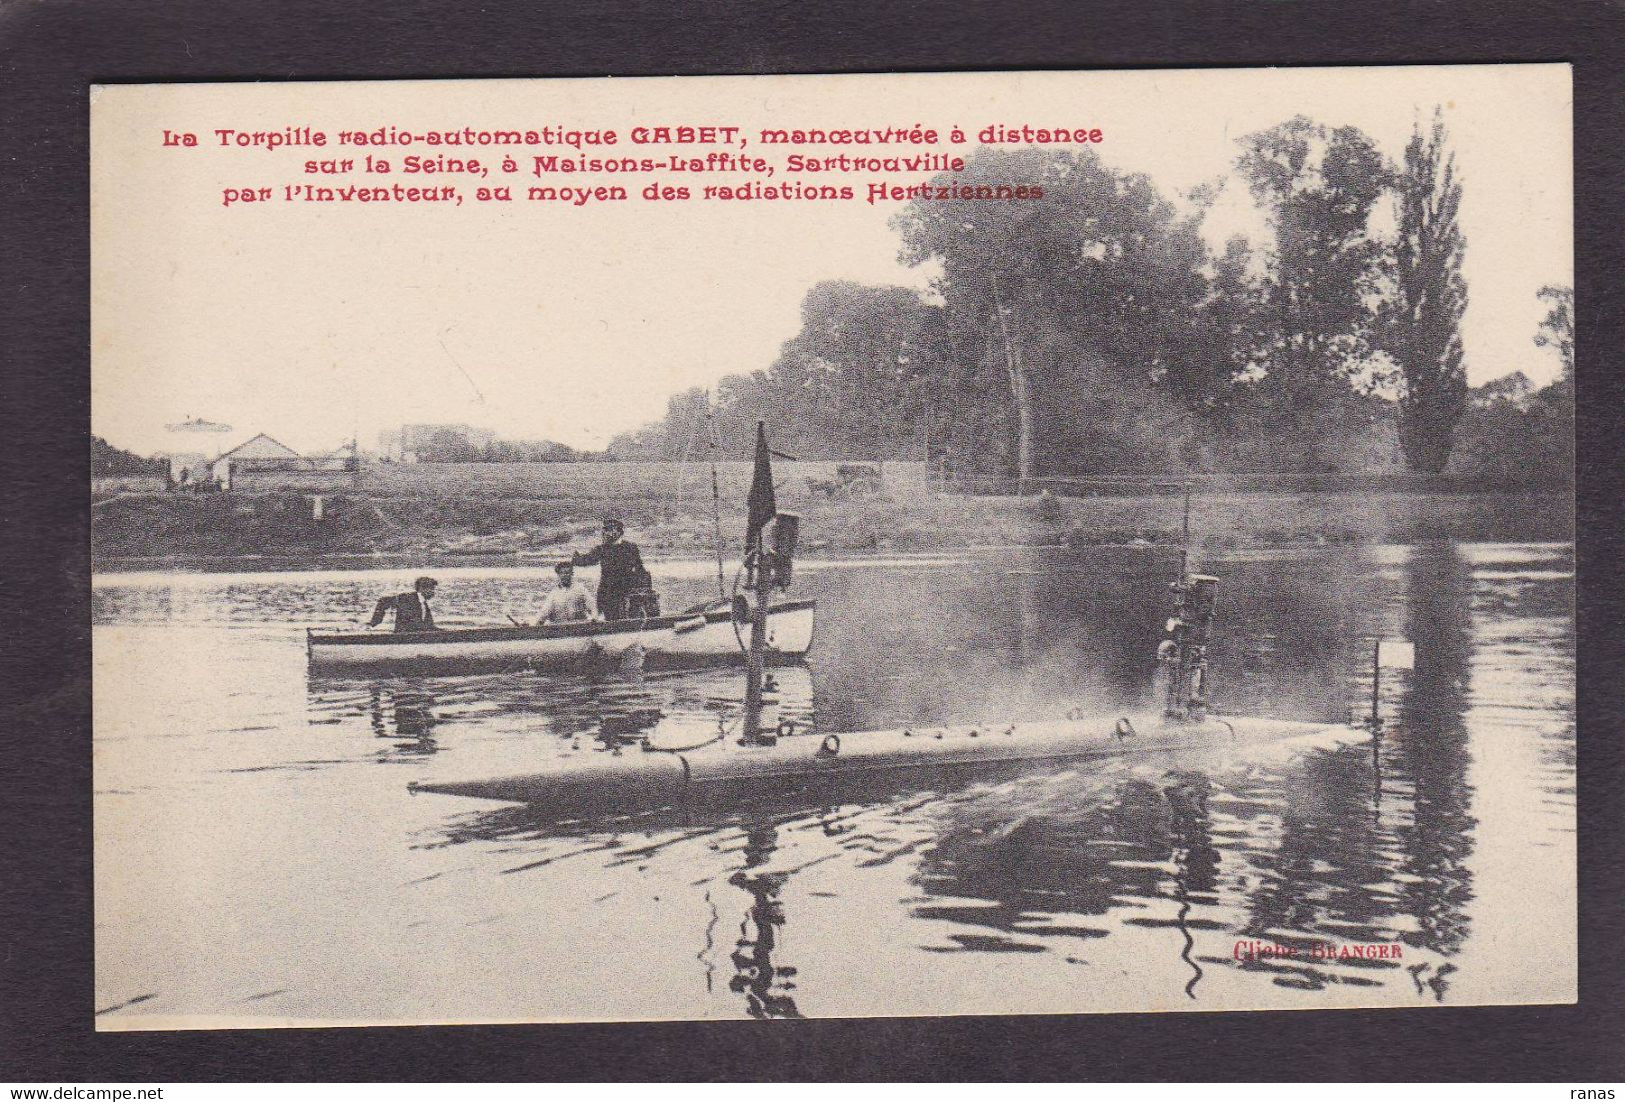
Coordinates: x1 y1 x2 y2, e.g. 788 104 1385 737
92 542 1575 1026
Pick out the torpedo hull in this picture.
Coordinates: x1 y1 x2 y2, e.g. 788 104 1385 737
410 713 1362 811
307 599 816 673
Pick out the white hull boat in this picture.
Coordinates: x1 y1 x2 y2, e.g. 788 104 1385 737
307 598 816 674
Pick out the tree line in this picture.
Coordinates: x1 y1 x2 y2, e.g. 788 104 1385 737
93 436 167 477
411 431 601 464
610 110 1572 488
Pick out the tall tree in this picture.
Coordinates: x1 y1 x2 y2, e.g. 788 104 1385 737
1197 235 1270 416
891 150 1064 483
1534 283 1574 384
605 284 936 462
92 436 165 477
1382 108 1469 473
762 281 934 459
1235 116 1390 468
892 148 1228 482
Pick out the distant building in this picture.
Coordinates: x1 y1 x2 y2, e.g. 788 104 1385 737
210 433 357 491
378 423 494 463
210 433 299 484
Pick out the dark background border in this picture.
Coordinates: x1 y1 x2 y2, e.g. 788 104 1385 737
3 0 1620 1082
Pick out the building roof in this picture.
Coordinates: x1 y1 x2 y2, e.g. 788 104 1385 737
217 433 300 460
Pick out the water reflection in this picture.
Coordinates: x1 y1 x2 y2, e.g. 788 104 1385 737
1165 771 1220 998
1393 543 1476 992
727 821 802 1020
91 544 1576 1023
1229 744 1404 992
312 664 818 762
912 776 1145 954
367 686 440 759
354 546 1548 1008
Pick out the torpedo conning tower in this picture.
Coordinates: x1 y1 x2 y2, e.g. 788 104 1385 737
1159 573 1218 723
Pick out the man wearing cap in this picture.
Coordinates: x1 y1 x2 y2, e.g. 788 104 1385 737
572 519 649 621
535 561 598 625
366 575 441 632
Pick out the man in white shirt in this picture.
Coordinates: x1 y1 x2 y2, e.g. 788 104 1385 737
536 561 598 625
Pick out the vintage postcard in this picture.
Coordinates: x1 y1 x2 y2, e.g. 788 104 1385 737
90 65 1574 1029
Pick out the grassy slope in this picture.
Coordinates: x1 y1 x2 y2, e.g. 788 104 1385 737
90 466 1574 563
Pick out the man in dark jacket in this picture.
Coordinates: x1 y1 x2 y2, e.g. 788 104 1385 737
367 576 440 632
572 519 648 621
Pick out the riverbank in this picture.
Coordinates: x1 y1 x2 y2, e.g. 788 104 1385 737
89 485 1573 568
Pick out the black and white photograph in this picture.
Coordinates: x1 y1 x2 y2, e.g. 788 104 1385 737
88 65 1575 1029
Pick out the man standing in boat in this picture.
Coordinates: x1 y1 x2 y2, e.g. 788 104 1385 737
535 561 598 625
572 518 649 621
366 575 440 633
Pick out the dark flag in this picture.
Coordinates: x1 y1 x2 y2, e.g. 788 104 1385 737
745 421 776 551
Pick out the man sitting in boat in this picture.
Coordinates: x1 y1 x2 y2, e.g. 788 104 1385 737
535 561 598 625
366 576 440 633
572 518 653 621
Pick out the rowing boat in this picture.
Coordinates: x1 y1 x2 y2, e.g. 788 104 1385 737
306 597 816 673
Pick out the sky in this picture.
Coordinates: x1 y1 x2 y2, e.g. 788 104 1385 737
91 65 1572 456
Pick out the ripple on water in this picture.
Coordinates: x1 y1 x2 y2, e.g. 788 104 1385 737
93 543 1575 1024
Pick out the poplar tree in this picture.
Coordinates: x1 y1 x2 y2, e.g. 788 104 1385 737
1383 108 1469 473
